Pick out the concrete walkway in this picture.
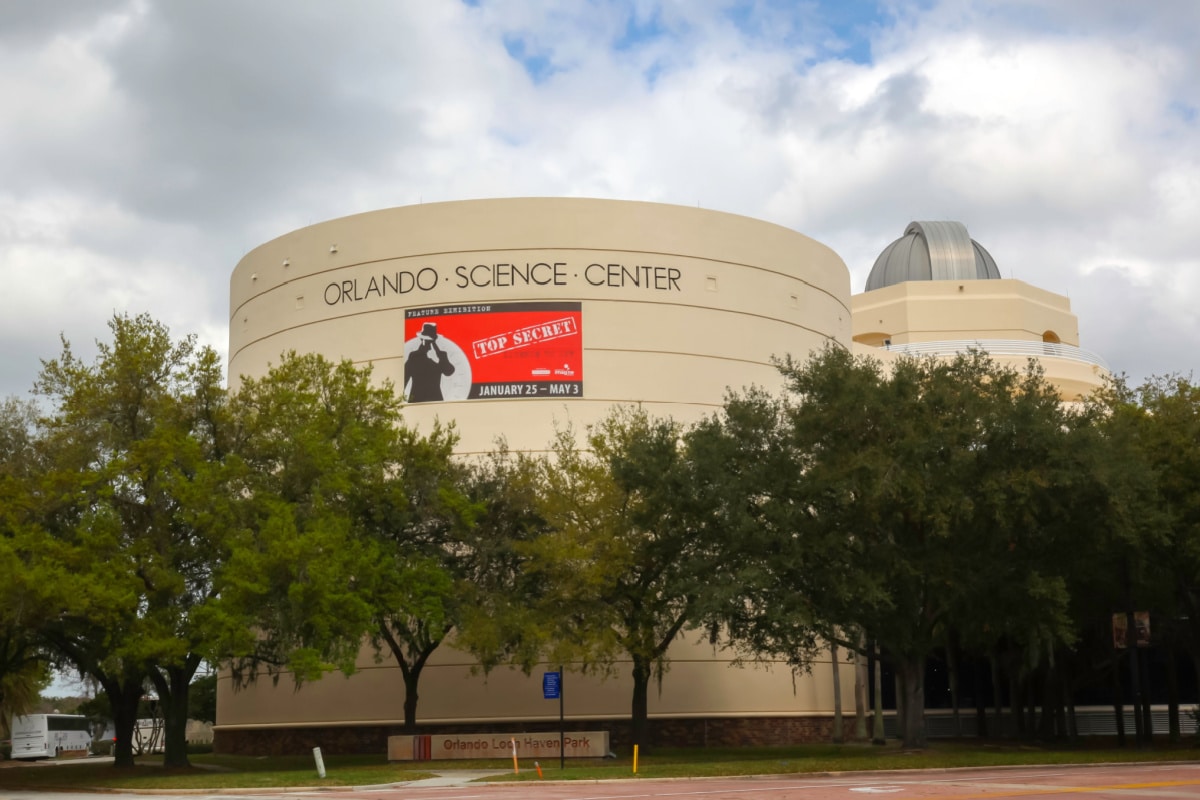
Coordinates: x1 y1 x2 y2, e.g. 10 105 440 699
385 769 509 788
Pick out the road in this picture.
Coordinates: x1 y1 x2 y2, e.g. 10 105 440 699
2 762 1198 800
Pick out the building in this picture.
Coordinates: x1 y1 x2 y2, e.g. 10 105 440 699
850 221 1107 400
217 200 1105 754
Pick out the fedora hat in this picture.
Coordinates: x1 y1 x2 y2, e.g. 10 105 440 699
418 322 439 340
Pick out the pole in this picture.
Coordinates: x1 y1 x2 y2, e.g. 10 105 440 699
559 664 565 771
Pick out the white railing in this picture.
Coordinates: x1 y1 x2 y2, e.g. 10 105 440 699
884 339 1110 372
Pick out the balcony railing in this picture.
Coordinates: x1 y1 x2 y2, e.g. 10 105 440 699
883 339 1110 372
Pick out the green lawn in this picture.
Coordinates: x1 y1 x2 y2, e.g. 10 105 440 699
0 740 1197 790
0 753 436 790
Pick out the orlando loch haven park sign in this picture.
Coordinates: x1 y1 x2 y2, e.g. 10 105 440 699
387 731 610 761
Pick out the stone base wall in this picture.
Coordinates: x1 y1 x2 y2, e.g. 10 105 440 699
215 716 850 756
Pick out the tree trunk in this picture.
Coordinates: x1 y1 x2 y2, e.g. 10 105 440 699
973 660 988 739
403 670 421 731
148 663 196 768
1025 672 1036 738
946 641 961 738
1166 643 1180 744
630 658 652 752
1112 657 1126 748
102 672 145 768
854 645 868 741
1070 686 1080 743
1053 666 1068 740
1009 672 1022 738
898 656 926 749
871 643 885 745
830 640 843 743
1138 646 1153 743
378 621 446 732
1124 607 1145 747
990 650 1004 738
1037 665 1055 739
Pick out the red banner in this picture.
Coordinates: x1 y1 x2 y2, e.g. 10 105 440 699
403 302 583 402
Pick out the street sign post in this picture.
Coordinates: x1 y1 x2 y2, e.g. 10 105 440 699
543 668 565 769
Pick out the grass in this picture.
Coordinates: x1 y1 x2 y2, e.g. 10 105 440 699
0 753 437 790
0 740 1197 790
484 740 1200 782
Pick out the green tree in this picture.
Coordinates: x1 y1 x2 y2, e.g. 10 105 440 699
520 407 727 751
1090 375 1195 742
0 398 53 738
1130 376 1200 681
720 348 1083 748
225 351 489 733
360 422 479 730
221 353 397 686
32 313 238 767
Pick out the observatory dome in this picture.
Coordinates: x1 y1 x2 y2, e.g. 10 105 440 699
865 221 999 291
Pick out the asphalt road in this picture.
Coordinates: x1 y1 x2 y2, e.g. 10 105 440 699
3 762 1200 800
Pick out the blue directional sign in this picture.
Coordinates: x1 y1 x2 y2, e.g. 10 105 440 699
542 671 561 700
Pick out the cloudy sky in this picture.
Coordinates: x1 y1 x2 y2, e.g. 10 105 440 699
2 0 1198 399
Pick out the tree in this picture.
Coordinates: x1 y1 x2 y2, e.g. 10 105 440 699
720 348 1083 748
1091 375 1197 742
360 422 479 730
32 313 238 767
221 352 398 687
0 398 54 740
519 407 728 751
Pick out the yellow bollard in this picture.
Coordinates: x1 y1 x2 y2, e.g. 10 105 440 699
511 737 519 774
633 744 639 774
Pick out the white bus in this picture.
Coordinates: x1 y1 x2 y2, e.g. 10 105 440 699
9 714 92 759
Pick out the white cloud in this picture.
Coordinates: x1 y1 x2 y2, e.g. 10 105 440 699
1 0 1198 395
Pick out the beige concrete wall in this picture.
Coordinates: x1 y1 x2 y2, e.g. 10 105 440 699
230 198 851 454
222 199 854 731
217 636 854 728
851 279 1080 347
850 279 1107 400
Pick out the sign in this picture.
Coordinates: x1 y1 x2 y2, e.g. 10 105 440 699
403 302 583 402
1112 612 1150 649
543 671 561 700
388 731 610 761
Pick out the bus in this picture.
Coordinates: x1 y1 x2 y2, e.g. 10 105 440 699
9 714 92 759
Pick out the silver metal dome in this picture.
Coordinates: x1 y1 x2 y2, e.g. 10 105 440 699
865 221 1000 292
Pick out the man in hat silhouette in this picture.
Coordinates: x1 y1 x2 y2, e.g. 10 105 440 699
404 322 456 402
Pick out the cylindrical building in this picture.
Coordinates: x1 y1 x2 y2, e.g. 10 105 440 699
220 198 854 753
229 198 851 450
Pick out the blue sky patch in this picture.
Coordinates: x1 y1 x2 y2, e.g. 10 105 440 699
1170 101 1197 124
614 8 669 51
723 0 892 65
503 34 560 84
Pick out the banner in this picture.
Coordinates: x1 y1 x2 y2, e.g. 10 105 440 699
1112 612 1150 649
403 302 583 402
